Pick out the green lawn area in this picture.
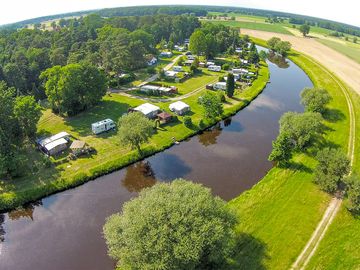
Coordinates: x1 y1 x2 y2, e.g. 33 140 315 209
316 38 360 64
226 38 355 269
0 62 269 211
303 80 360 269
205 20 293 35
208 12 266 23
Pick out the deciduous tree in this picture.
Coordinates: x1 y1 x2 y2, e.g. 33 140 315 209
300 87 332 114
103 179 236 270
118 112 154 153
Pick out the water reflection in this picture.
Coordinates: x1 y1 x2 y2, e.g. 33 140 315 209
149 153 192 180
198 123 222 146
122 161 156 192
0 214 4 242
8 201 43 221
268 52 290 69
224 118 232 127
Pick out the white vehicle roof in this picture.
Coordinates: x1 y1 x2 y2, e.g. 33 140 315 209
39 131 69 147
215 82 227 86
134 103 160 115
45 138 68 151
169 101 190 111
165 71 178 77
92 119 114 127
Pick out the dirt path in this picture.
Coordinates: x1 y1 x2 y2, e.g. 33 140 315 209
241 30 360 95
139 54 184 87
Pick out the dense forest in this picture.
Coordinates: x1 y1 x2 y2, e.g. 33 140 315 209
0 14 200 99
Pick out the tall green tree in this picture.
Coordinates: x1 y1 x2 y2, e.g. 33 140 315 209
40 63 107 115
300 87 332 114
198 91 224 119
345 174 360 213
279 112 323 150
299 24 311 36
315 148 350 193
189 29 207 55
118 112 154 153
226 73 235 98
14 96 42 140
268 132 293 166
103 179 236 270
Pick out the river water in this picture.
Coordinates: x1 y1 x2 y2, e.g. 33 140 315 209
0 54 312 270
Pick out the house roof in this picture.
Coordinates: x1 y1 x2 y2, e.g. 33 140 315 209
134 103 160 115
169 101 190 111
70 140 86 150
45 138 68 151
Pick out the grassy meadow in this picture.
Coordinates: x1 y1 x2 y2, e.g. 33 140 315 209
227 37 357 269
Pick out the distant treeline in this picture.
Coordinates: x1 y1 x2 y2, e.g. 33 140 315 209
1 5 359 36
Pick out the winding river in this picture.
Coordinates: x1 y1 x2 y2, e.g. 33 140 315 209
0 52 312 270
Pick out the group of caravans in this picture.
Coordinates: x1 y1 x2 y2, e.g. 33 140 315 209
91 101 191 135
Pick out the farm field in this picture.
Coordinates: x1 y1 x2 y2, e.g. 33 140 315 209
316 38 360 64
203 19 293 35
0 63 269 211
228 38 359 269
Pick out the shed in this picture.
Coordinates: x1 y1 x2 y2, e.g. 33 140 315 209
45 138 68 156
70 140 86 155
134 103 160 118
169 101 190 115
157 112 173 124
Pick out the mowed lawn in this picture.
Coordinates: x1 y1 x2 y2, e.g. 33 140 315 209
205 20 293 35
0 63 269 210
227 42 353 269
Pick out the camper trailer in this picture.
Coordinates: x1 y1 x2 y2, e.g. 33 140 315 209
208 65 221 72
213 82 227 90
91 119 116 135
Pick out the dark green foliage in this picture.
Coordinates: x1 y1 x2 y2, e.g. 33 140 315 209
268 132 293 166
198 91 224 119
103 179 236 270
222 63 230 70
299 24 311 36
315 148 350 193
217 91 226 103
345 174 360 213
300 87 332 114
118 112 154 153
40 63 107 115
13 96 41 139
279 112 323 150
0 81 41 178
183 116 192 128
226 73 235 98
267 37 291 57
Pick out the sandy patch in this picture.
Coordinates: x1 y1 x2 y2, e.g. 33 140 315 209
242 29 360 95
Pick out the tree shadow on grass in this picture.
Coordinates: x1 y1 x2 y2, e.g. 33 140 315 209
226 233 269 270
323 108 346 123
64 100 131 137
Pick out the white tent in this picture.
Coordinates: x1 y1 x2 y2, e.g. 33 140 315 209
44 138 68 156
169 101 190 115
39 132 70 147
134 103 160 118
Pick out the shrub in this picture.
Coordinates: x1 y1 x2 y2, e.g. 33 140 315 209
183 116 192 128
345 174 360 213
222 63 230 70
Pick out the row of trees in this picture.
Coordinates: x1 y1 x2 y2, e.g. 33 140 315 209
0 81 41 177
269 86 360 213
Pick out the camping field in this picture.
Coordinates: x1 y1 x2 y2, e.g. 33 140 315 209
0 63 269 211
